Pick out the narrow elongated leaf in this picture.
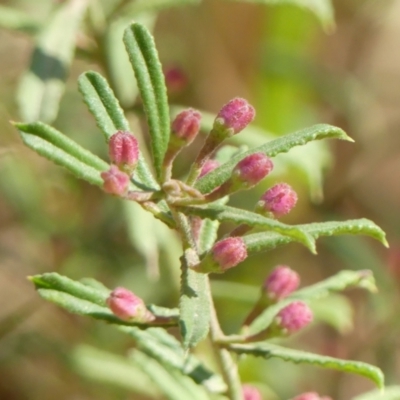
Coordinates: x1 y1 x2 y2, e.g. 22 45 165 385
179 204 316 253
0 5 40 33
71 345 160 397
31 272 225 392
180 254 210 349
18 131 104 186
195 124 351 194
78 71 130 138
119 326 226 393
352 386 400 400
225 0 334 32
119 0 201 16
130 350 210 400
17 0 88 123
15 122 108 171
124 23 170 180
31 273 178 323
247 270 375 336
229 342 384 389
78 71 158 190
244 218 388 254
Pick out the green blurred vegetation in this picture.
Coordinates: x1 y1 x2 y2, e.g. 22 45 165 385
0 0 399 399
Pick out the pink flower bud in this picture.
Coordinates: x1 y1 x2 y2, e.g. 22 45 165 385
263 265 300 300
276 301 313 334
164 66 188 94
109 131 139 174
194 237 248 273
242 385 262 400
199 159 221 178
212 237 248 271
101 165 130 196
233 153 273 187
213 97 255 137
291 392 332 400
171 109 201 144
106 287 155 323
257 183 298 218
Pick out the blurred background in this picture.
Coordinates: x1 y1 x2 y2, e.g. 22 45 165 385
0 0 399 399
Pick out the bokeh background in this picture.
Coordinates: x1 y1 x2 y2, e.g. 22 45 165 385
0 0 399 399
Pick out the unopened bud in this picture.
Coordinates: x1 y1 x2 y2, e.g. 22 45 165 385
164 66 188 95
291 392 332 400
101 165 130 196
106 287 155 323
263 265 300 301
199 159 221 178
171 109 201 145
213 97 255 138
275 301 313 335
194 237 248 273
242 385 262 400
232 153 273 188
256 183 297 218
109 131 139 174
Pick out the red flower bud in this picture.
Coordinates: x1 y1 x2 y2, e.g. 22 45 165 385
109 131 139 174
233 153 273 187
242 385 262 400
101 165 130 196
291 392 332 400
164 66 188 94
199 159 221 178
213 97 255 137
106 287 155 323
276 301 313 335
257 183 297 218
194 237 248 273
263 265 300 300
171 109 201 144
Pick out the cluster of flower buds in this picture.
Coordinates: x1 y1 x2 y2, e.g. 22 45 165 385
101 130 140 196
106 287 155 323
291 392 332 400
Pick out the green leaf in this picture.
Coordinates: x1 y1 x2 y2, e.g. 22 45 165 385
229 342 384 389
179 258 211 349
130 350 210 400
118 0 201 16
225 0 335 32
78 71 158 191
14 121 108 171
17 0 88 123
352 386 400 400
178 204 316 253
31 273 178 324
0 5 40 33
104 14 156 107
31 273 225 392
195 124 351 194
123 23 170 180
244 218 388 254
71 345 160 397
78 71 130 138
119 326 226 393
16 129 104 186
247 270 377 336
